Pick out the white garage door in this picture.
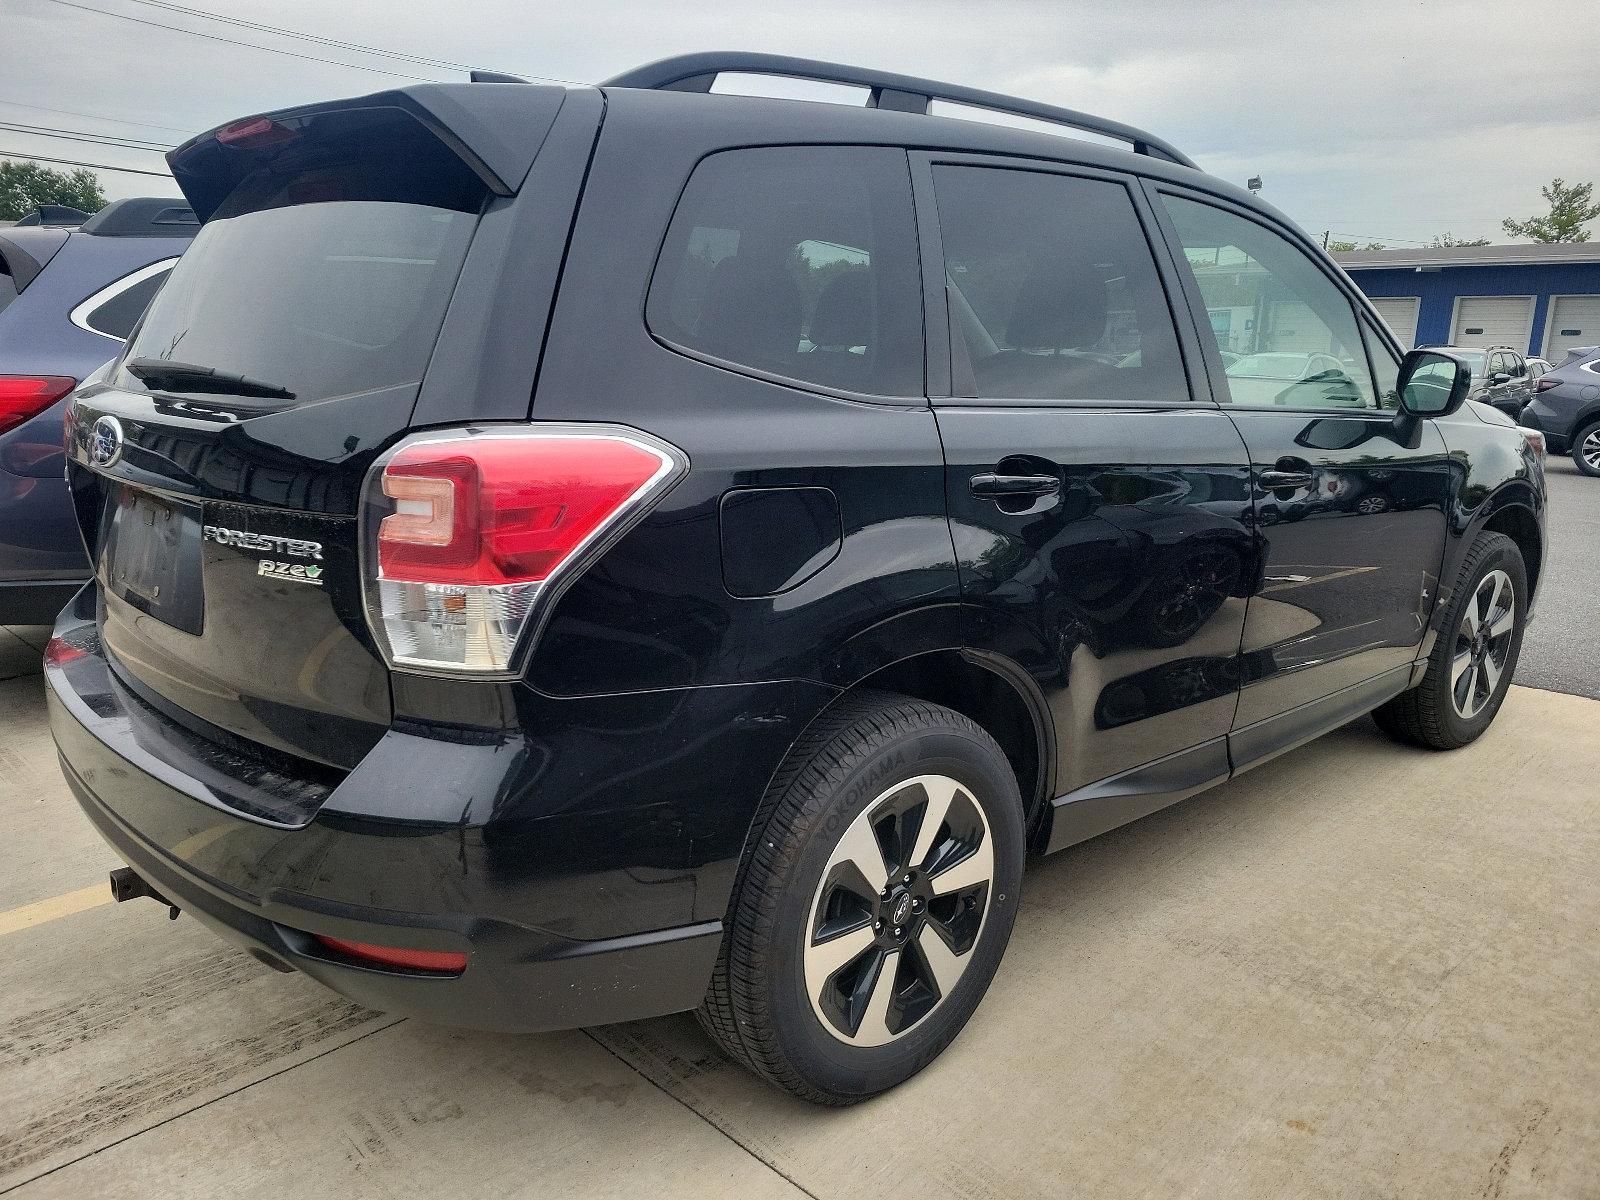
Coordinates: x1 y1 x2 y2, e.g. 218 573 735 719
1369 297 1420 348
1544 295 1600 360
1451 296 1534 351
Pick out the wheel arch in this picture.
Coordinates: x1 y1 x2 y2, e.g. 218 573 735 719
813 647 1055 841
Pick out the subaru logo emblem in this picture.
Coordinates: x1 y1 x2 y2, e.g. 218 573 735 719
89 415 124 469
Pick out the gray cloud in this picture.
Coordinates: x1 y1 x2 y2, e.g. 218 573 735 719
5 0 1596 244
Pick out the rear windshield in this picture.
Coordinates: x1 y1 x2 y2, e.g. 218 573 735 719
120 122 484 406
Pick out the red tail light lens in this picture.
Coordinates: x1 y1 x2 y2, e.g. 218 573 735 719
0 376 76 437
1536 378 1560 392
313 935 467 974
363 425 685 675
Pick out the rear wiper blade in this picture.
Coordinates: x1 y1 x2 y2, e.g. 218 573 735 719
124 357 296 400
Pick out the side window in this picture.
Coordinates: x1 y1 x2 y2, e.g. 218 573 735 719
647 146 923 397
1487 351 1508 379
1160 195 1378 410
81 268 172 340
1509 353 1526 377
1360 316 1401 410
930 165 1186 402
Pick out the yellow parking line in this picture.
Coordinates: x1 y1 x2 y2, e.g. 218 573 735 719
0 883 112 937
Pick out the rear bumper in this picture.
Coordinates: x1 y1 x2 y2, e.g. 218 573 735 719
46 602 832 1031
57 736 721 1030
1517 400 1570 454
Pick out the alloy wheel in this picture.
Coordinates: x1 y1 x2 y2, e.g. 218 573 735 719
803 774 993 1047
1581 428 1600 473
1451 569 1516 719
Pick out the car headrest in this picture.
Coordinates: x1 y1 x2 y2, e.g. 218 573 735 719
1005 256 1108 352
808 272 873 350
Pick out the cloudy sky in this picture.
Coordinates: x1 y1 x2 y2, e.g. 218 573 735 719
4 0 1595 246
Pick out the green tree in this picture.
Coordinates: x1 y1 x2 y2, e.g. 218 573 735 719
1502 178 1600 243
1328 240 1387 252
0 160 108 221
1428 233 1490 247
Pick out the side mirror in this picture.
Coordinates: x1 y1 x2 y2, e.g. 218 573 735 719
1393 349 1471 441
1491 372 1513 385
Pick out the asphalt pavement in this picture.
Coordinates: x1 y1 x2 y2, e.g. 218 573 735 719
1516 456 1600 699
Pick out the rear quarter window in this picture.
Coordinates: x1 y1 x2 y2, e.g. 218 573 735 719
647 146 924 398
76 264 174 340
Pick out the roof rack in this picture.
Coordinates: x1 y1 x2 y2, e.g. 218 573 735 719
78 197 198 238
602 52 1197 170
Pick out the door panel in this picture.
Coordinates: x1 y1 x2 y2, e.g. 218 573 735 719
1147 188 1453 733
939 407 1255 795
919 159 1254 798
1226 409 1452 725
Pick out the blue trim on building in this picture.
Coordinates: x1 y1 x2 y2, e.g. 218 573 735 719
1344 262 1600 355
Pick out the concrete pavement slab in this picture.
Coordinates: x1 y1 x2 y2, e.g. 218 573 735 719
2 686 1595 1198
591 686 1599 1199
1 675 122 911
12 1019 807 1200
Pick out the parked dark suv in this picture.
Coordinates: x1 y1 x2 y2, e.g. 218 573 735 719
1415 344 1537 420
1519 344 1600 475
47 55 1546 1104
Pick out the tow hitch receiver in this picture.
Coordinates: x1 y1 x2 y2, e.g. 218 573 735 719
109 867 180 920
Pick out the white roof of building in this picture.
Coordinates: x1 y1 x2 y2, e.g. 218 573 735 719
1332 242 1600 270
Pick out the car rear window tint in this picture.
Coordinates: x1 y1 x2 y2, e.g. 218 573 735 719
647 146 924 398
82 268 170 340
119 110 487 408
931 165 1187 402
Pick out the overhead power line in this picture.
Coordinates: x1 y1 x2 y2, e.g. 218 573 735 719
0 148 172 177
0 120 173 152
118 0 580 85
44 0 431 80
0 97 192 135
124 0 491 75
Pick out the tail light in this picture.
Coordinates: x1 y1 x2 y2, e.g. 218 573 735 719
0 376 76 437
1536 378 1560 392
215 116 297 148
361 424 686 675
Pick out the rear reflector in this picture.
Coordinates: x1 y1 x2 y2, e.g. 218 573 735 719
43 636 86 666
362 425 685 675
0 376 76 437
314 935 467 974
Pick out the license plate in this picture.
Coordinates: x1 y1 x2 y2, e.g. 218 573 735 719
102 487 205 634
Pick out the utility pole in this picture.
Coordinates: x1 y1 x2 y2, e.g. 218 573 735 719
1322 230 1330 249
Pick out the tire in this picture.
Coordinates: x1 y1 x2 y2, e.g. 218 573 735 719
1572 421 1600 477
1373 531 1527 750
697 690 1025 1104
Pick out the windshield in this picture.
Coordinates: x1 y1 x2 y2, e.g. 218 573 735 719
122 200 475 406
1454 350 1487 377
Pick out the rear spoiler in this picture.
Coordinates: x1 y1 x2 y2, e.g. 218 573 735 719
0 226 71 291
167 83 570 221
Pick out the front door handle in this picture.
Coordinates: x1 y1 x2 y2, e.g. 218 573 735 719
970 472 1061 501
1259 468 1314 490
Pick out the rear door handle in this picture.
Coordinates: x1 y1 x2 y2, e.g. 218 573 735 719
1259 469 1314 490
970 472 1061 500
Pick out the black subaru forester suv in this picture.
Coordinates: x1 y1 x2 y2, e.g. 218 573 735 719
48 54 1546 1104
